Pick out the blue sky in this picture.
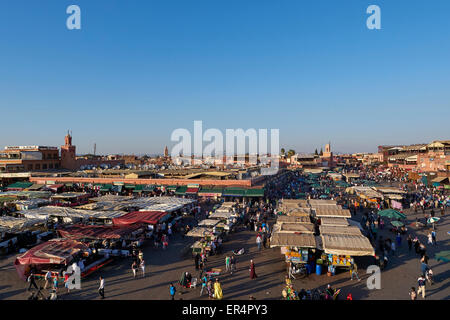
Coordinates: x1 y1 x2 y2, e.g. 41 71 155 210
0 0 449 155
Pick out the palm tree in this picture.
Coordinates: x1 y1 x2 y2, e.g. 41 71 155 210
281 148 285 155
287 149 296 158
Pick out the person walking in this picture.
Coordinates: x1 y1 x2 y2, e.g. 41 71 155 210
249 260 257 279
27 272 38 291
169 283 176 300
132 261 138 279
98 276 105 299
262 233 268 249
207 279 213 299
44 270 52 290
431 230 437 245
417 275 426 299
427 233 433 245
230 255 236 274
256 234 262 251
162 234 168 250
426 268 434 285
407 235 413 252
350 262 361 281
420 260 429 277
409 287 417 300
214 279 223 300
52 275 59 293
391 241 396 256
200 275 208 296
395 233 402 247
225 256 231 273
140 259 145 278
195 253 200 270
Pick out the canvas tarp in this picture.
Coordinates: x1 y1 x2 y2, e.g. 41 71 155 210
197 219 220 227
209 211 233 220
58 224 144 240
319 225 363 236
139 203 185 213
313 208 351 218
273 223 315 234
121 196 195 210
321 234 374 256
277 215 311 224
16 207 126 220
186 227 215 238
51 192 88 200
89 195 133 203
320 217 349 226
76 202 129 211
0 216 45 232
14 239 89 280
270 233 317 248
286 209 311 217
308 199 338 206
112 211 169 226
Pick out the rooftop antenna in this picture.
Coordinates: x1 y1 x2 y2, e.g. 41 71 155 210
94 143 96 156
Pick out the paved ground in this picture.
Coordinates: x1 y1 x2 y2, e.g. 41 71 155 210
0 207 449 300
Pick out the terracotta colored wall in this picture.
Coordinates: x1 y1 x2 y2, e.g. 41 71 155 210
29 176 253 187
417 152 450 172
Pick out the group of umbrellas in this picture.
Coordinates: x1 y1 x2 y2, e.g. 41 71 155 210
378 209 441 228
377 209 449 263
378 209 407 227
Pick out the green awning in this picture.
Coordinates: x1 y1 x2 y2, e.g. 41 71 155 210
198 187 223 196
99 184 113 192
175 186 188 195
143 185 156 192
166 185 178 191
6 182 33 190
124 184 136 189
244 188 265 197
223 187 245 197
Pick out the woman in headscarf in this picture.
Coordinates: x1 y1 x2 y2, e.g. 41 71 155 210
249 260 257 279
214 278 223 300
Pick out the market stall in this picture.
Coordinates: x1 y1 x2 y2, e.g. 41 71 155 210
14 238 89 281
197 219 220 228
319 217 349 227
277 215 312 224
112 211 169 226
273 223 315 234
320 234 375 272
319 225 363 236
313 207 351 218
51 192 91 207
270 232 319 274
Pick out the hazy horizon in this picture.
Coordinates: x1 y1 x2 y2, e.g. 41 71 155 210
1 1 449 154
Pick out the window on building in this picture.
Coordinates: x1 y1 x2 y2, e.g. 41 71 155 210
49 163 53 169
43 164 47 170
55 163 60 169
28 164 33 171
